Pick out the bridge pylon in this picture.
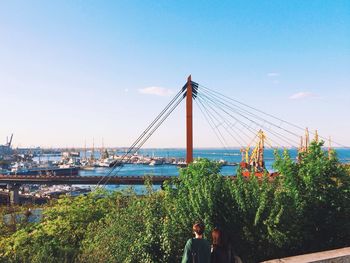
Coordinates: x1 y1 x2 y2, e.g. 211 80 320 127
186 75 193 164
185 75 199 164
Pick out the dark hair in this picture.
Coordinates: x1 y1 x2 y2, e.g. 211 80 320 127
212 227 225 247
192 222 205 235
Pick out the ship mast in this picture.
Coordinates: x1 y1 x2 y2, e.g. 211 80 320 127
84 140 87 160
91 138 95 163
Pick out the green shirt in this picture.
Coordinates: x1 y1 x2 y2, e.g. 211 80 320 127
181 238 211 263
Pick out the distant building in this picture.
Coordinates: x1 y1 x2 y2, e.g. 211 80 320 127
15 147 42 156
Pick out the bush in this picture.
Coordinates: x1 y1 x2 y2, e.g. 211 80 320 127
1 142 349 262
0 190 117 263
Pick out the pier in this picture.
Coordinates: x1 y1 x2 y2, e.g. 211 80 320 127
0 174 236 205
0 174 175 205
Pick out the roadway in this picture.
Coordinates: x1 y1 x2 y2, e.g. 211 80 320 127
0 175 176 185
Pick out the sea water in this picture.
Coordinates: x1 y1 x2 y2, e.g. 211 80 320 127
35 148 350 193
80 148 350 192
80 147 350 177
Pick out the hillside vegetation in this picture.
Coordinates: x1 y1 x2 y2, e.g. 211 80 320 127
0 141 349 262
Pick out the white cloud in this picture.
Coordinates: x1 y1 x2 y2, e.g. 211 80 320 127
267 72 280 77
138 86 174 97
289 92 318 100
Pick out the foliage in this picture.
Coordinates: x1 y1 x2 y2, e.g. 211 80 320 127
0 143 349 262
0 190 117 263
160 159 235 262
271 143 350 253
79 184 166 263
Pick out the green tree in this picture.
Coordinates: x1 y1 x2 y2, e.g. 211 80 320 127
0 190 116 263
79 184 166 263
161 159 235 262
1 145 349 263
268 141 350 256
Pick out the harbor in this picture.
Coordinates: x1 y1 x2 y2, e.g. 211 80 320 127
1 132 350 205
1 1 349 262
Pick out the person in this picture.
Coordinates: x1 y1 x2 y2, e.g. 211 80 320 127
181 222 211 263
211 227 243 263
210 227 230 263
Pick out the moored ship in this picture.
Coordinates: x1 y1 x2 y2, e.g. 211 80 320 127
10 166 79 176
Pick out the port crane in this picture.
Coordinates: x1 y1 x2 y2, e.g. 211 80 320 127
6 134 13 148
240 130 268 177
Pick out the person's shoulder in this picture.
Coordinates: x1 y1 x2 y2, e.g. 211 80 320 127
234 255 243 263
200 238 211 247
185 238 193 246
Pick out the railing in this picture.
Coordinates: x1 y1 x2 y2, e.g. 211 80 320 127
261 247 350 263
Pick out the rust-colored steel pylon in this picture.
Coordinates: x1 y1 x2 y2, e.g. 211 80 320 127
186 75 193 164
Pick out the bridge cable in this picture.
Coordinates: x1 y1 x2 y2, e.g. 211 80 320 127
198 94 287 148
195 96 230 149
199 87 302 141
198 91 300 146
197 92 295 147
96 86 187 186
197 93 256 144
199 84 348 148
108 94 185 178
100 94 185 184
115 95 186 172
199 92 297 147
196 95 250 148
197 92 294 148
197 94 262 145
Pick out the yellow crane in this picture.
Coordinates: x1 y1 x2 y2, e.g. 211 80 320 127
240 129 267 176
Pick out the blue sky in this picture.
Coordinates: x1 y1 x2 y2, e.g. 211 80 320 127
0 1 349 148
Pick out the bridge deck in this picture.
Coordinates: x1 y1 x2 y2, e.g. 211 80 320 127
0 175 179 185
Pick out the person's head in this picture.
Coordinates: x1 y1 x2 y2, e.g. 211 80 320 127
192 222 205 238
211 227 224 247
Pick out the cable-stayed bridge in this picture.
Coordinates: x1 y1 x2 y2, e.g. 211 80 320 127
1 75 347 204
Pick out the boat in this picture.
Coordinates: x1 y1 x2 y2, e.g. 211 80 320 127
96 157 117 167
149 159 163 166
177 160 187 168
80 166 96 171
10 164 79 176
0 168 10 175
